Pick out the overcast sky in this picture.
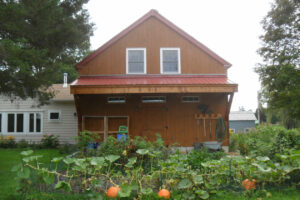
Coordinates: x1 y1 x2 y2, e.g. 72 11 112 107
85 0 274 112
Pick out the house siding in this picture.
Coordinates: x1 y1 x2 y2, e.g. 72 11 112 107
229 120 255 133
0 96 77 144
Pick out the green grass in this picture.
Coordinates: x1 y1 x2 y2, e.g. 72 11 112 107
0 148 65 200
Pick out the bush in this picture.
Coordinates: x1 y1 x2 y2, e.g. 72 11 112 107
58 143 77 154
40 134 59 148
17 139 29 148
187 148 225 170
230 125 300 159
0 135 17 148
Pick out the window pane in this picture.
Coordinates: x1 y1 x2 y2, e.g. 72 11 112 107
163 50 178 61
163 62 178 73
162 49 179 73
8 114 15 132
128 50 144 62
50 112 60 120
128 50 145 73
29 113 34 132
17 114 24 132
0 114 2 133
36 113 41 132
128 63 144 73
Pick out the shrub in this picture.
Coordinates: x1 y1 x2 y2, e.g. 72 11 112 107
230 125 300 159
0 135 17 148
18 139 29 148
41 134 59 148
187 148 225 170
59 143 77 154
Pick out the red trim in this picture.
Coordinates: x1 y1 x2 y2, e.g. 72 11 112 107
71 75 235 86
76 9 231 68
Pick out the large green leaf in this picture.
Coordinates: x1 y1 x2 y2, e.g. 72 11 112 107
256 156 270 162
51 157 63 163
43 173 55 185
196 189 209 199
55 181 71 192
105 155 120 163
193 175 204 185
90 157 105 166
136 149 149 155
63 157 75 165
17 167 30 179
141 188 153 195
118 185 131 197
177 178 193 189
20 150 33 156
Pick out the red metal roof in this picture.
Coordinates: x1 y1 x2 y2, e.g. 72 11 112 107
76 10 231 68
71 75 235 86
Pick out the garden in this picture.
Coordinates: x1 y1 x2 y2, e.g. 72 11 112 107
0 125 300 200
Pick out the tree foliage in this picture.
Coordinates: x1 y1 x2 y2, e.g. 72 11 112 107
0 0 93 103
256 0 300 123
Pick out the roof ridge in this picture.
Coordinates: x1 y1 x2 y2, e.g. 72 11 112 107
76 9 231 68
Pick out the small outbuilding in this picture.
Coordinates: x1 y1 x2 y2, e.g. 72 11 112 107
229 111 257 133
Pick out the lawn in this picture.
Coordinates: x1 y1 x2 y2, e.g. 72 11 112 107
0 148 65 200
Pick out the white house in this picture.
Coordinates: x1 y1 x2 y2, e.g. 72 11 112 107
0 84 77 144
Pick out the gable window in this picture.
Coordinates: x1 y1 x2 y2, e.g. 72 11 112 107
126 48 146 74
107 97 126 103
142 96 166 103
48 110 61 121
182 96 200 103
160 48 181 74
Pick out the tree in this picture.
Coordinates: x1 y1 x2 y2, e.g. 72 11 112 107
256 0 300 125
0 0 93 103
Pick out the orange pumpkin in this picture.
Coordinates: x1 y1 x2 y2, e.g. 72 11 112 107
106 186 120 198
158 189 170 199
242 179 256 190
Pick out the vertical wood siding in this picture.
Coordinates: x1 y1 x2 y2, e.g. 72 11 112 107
78 17 226 75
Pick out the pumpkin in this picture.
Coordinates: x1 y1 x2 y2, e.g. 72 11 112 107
242 179 256 190
106 186 120 198
158 189 170 199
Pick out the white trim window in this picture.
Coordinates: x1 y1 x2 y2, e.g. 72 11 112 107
126 48 146 74
107 97 126 103
160 48 181 74
0 112 42 134
48 110 61 121
142 96 166 103
182 96 200 103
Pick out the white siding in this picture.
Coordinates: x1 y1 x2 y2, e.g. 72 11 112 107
0 96 78 144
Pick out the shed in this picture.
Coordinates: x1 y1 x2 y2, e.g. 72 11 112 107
229 111 257 133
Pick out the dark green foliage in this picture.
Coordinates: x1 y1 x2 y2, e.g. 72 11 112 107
0 0 93 104
187 148 225 170
17 139 29 148
40 134 59 148
230 125 300 159
256 0 300 123
58 143 77 154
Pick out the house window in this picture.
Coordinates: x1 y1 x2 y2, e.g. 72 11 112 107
182 96 200 103
48 110 61 121
126 48 146 74
142 96 166 103
7 113 15 132
16 114 24 132
0 113 1 133
29 113 42 133
107 97 126 103
160 48 181 74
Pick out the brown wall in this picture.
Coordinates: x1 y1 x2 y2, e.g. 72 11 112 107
78 17 226 76
76 93 230 146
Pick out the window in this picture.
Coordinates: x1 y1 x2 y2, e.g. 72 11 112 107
107 97 126 103
29 113 42 133
182 96 200 103
7 114 15 132
160 48 181 74
126 48 146 74
0 112 42 134
142 96 166 103
48 110 61 121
